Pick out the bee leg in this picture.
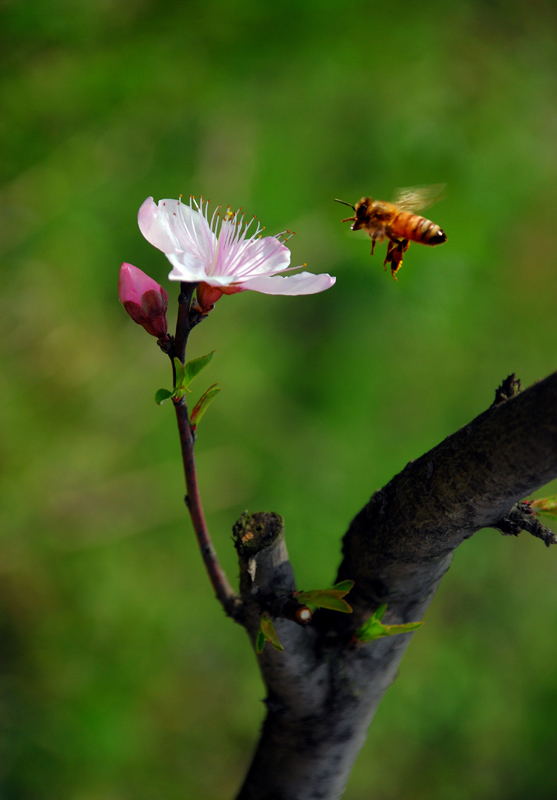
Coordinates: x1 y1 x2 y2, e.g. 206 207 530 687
387 239 409 280
370 237 377 256
384 240 400 277
383 240 395 270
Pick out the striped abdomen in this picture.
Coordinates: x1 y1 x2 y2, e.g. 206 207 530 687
391 211 447 246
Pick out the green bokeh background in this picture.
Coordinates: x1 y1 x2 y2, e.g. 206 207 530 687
2 1 557 798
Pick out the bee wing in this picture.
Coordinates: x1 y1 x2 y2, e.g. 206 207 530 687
391 184 446 213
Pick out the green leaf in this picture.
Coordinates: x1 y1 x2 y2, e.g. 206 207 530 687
255 629 267 654
190 384 221 428
256 613 284 654
529 496 557 518
184 351 215 387
382 621 425 636
356 619 387 641
173 357 186 386
355 604 424 642
332 579 355 593
171 357 188 399
155 387 174 405
171 353 215 402
295 580 354 613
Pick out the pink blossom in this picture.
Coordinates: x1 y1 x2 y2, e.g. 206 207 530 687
137 196 335 310
118 262 169 339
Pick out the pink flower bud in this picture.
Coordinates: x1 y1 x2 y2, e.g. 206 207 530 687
118 262 169 339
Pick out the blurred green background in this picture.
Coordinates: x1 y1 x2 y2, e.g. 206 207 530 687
2 0 557 797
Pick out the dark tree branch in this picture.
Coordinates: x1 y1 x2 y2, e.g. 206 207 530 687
335 370 557 631
236 371 557 800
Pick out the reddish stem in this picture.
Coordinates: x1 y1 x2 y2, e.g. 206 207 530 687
174 399 237 613
172 283 238 616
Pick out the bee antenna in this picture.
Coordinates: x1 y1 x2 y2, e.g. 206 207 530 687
334 198 356 210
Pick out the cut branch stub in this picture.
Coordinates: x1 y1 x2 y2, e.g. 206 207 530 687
233 511 319 705
233 512 297 630
233 511 292 599
493 501 557 546
232 511 312 627
233 511 285 559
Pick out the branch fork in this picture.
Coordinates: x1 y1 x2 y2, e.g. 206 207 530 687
162 280 557 799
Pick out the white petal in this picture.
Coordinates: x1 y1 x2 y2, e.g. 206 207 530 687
238 271 336 296
166 252 210 283
138 197 217 265
138 197 182 254
202 274 239 287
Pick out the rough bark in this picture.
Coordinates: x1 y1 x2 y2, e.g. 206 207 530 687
235 372 557 800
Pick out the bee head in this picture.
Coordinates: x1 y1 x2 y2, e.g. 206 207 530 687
345 197 373 230
355 197 373 217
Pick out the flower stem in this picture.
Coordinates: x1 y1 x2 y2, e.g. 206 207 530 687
172 283 238 616
174 282 198 363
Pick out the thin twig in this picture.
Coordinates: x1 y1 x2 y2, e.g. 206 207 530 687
171 282 238 617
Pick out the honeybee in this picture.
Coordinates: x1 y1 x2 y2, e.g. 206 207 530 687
335 185 447 280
